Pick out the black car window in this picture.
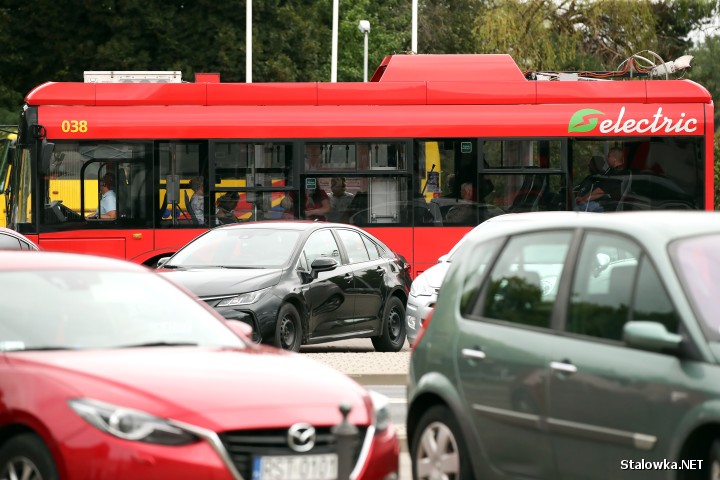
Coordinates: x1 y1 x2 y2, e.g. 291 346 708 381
480 231 572 328
361 235 381 261
567 232 641 341
301 229 341 269
0 233 22 250
337 229 371 264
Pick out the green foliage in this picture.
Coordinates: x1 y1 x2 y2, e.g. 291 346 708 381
688 35 720 128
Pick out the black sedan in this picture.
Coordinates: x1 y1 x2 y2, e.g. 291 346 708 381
157 221 412 352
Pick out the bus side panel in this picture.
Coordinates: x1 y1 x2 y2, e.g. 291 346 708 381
154 228 206 260
706 103 715 210
37 230 153 261
413 227 470 277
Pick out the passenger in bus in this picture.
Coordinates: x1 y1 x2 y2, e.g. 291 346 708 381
327 177 354 223
87 173 117 220
215 192 239 225
445 182 476 223
575 147 630 212
305 186 330 221
189 176 205 224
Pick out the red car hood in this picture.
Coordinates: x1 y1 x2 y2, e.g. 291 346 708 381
9 347 371 430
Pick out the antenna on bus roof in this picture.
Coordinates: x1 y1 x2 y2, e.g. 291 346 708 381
83 71 182 83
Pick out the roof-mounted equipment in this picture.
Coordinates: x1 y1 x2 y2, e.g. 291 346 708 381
83 71 182 83
527 50 693 81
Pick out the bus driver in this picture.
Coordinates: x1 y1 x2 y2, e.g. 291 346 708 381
87 173 117 220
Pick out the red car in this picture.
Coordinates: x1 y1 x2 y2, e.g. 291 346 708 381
0 251 398 480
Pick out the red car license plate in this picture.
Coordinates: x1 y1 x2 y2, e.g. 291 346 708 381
251 453 338 480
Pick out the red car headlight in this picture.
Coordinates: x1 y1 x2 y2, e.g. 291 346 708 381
68 398 198 445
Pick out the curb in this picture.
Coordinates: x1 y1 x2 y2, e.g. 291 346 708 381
346 373 408 386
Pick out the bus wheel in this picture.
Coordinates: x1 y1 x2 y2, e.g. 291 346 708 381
274 303 302 352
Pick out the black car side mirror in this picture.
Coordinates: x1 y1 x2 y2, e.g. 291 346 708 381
310 257 338 279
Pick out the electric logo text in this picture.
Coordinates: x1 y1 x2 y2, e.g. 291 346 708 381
568 107 698 134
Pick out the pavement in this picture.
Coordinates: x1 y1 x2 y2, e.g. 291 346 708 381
300 338 411 384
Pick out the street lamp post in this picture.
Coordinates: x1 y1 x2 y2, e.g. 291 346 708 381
358 20 370 82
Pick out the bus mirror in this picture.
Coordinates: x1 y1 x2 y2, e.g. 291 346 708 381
40 141 55 173
31 125 47 140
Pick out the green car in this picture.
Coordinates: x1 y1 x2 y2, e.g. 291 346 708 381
407 211 720 480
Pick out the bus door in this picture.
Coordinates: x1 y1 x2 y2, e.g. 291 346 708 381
0 132 17 227
38 142 155 262
155 141 209 257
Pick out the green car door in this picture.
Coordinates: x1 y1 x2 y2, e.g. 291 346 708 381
455 230 574 478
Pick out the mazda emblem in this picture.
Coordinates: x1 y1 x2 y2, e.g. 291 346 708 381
287 423 316 452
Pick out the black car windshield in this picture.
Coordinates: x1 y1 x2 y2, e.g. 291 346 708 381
670 233 720 339
0 270 246 351
168 228 300 268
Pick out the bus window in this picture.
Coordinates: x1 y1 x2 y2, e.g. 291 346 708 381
211 142 293 224
570 137 702 211
305 142 406 172
38 142 152 228
158 142 208 227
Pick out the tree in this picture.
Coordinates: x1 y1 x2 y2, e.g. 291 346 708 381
688 35 720 128
471 0 716 72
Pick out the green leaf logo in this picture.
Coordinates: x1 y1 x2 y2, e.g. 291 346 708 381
568 109 604 133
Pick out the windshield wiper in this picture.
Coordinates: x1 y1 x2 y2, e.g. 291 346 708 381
9 346 76 352
119 342 199 348
218 266 264 269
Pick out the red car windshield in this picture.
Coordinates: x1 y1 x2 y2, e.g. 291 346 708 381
0 270 246 351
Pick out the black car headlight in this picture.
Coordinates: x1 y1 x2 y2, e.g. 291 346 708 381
68 398 198 445
217 287 270 307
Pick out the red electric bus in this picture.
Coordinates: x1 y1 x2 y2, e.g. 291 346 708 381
7 53 714 276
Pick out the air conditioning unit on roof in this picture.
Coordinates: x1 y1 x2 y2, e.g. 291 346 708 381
83 71 182 83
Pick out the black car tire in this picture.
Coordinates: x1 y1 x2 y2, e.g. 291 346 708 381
274 303 302 352
371 295 406 352
411 404 472 480
0 433 58 480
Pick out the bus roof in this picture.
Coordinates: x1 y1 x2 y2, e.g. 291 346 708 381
25 54 712 107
